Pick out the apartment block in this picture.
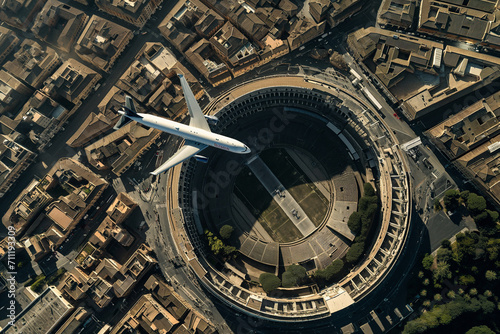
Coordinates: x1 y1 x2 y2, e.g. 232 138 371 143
418 0 500 49
96 0 163 28
0 70 33 116
3 40 62 90
0 135 36 199
42 59 102 104
75 15 133 72
377 0 417 28
348 27 500 119
0 0 45 31
426 90 500 159
0 26 20 65
31 0 88 52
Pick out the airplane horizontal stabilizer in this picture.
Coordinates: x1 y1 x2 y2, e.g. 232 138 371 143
113 115 132 130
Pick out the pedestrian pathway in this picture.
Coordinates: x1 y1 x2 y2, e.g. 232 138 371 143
246 156 316 236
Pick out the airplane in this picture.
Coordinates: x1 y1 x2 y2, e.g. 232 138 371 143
113 74 251 175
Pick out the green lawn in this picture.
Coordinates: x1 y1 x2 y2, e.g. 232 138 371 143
260 148 329 227
234 168 302 243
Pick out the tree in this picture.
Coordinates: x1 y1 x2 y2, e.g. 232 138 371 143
329 51 349 71
259 273 281 293
465 325 495 334
282 264 307 287
219 225 234 239
443 189 460 211
282 271 298 288
315 259 344 281
467 193 487 214
437 248 452 263
485 270 497 281
434 198 443 211
433 262 451 283
441 239 451 249
459 275 476 286
347 212 362 234
364 183 375 197
346 242 364 263
422 253 434 270
460 190 470 201
287 264 306 280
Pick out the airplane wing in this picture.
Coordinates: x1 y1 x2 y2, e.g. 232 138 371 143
150 140 207 175
178 74 211 132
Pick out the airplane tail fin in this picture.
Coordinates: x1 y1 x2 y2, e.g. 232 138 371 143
123 95 139 117
113 95 140 130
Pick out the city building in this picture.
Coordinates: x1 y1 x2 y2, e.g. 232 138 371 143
0 287 73 334
116 56 166 103
144 275 189 321
15 91 68 148
258 33 289 66
454 132 500 206
377 0 417 29
57 265 116 308
348 27 500 119
0 135 36 199
111 274 218 334
0 0 45 31
143 275 217 334
84 121 161 176
194 8 224 38
112 244 156 298
31 0 88 52
106 192 137 225
53 307 91 334
309 0 331 24
23 233 51 261
42 58 102 104
234 6 269 45
158 1 200 52
3 40 62 90
1 178 52 234
109 294 181 333
0 26 20 65
75 15 133 72
89 216 135 249
287 18 326 51
418 0 500 49
426 90 500 159
185 39 232 86
59 244 156 308
326 0 363 28
95 0 163 28
0 70 33 116
210 22 260 75
66 86 124 148
42 158 108 236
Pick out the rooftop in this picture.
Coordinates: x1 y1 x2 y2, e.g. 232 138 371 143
1 287 73 334
31 0 88 52
75 15 133 71
427 90 500 159
42 58 101 104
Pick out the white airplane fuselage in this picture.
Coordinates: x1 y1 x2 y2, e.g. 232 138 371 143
121 111 250 154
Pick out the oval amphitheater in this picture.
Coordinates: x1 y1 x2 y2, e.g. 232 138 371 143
165 74 412 321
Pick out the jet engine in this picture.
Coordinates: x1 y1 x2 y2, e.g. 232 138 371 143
204 115 219 125
194 155 209 163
